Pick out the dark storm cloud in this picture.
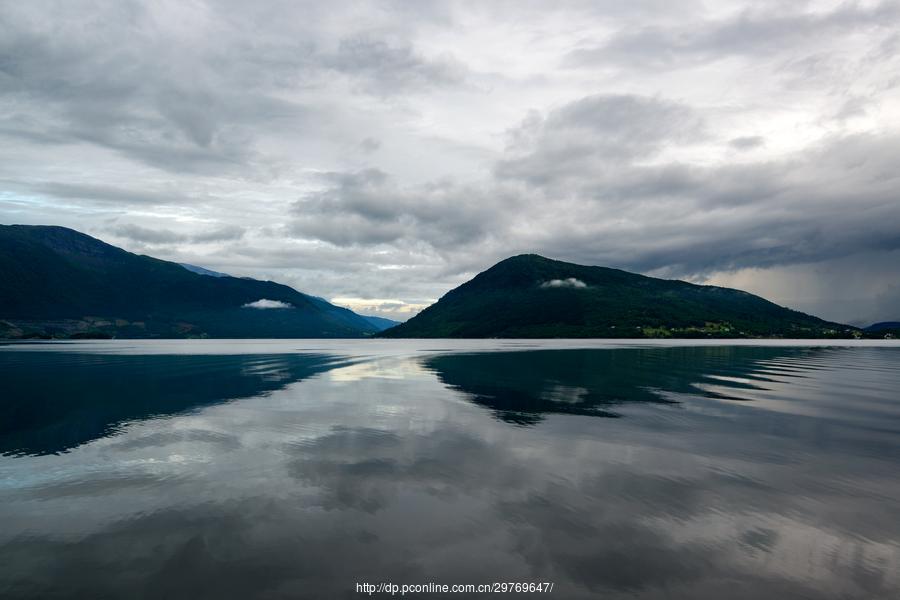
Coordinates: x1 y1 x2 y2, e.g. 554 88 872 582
872 284 900 323
496 117 900 275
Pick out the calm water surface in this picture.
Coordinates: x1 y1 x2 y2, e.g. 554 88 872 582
1 340 899 599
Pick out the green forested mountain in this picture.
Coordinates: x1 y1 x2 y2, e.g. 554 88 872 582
865 322 900 338
0 225 377 338
380 254 853 338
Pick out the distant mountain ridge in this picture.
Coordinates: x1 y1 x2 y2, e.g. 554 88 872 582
865 322 900 332
865 322 900 338
0 225 377 339
179 263 230 278
0 228 874 340
360 315 401 331
380 254 855 339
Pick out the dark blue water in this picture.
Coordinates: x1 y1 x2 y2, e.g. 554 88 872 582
1 340 899 599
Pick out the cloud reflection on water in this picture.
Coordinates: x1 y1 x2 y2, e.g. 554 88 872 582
1 344 899 599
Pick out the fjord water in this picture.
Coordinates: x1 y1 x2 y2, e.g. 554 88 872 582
1 341 899 599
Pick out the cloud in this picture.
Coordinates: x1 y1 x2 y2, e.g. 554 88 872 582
28 182 199 206
289 169 506 249
112 224 188 245
5 348 897 598
496 94 705 187
487 98 900 279
728 136 765 151
359 137 381 153
541 278 587 289
566 3 900 70
330 297 430 321
110 224 246 245
2 0 900 322
704 249 900 325
241 299 293 309
323 35 467 94
0 2 323 176
191 226 247 244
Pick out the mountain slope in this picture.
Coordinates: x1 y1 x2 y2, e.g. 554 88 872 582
865 322 900 332
179 263 230 278
380 254 852 338
865 322 900 338
0 225 377 338
361 315 401 331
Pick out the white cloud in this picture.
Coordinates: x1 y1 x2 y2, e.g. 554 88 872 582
540 278 587 289
242 299 293 310
2 1 900 323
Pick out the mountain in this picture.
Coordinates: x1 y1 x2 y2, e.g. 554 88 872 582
303 295 400 331
865 322 900 332
179 263 230 278
0 225 378 339
865 322 900 338
361 315 401 331
379 254 853 339
423 346 803 425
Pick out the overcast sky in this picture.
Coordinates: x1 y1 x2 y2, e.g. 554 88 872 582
2 1 899 324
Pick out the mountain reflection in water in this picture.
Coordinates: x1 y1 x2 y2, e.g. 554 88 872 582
0 352 350 456
423 346 797 424
0 342 898 600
